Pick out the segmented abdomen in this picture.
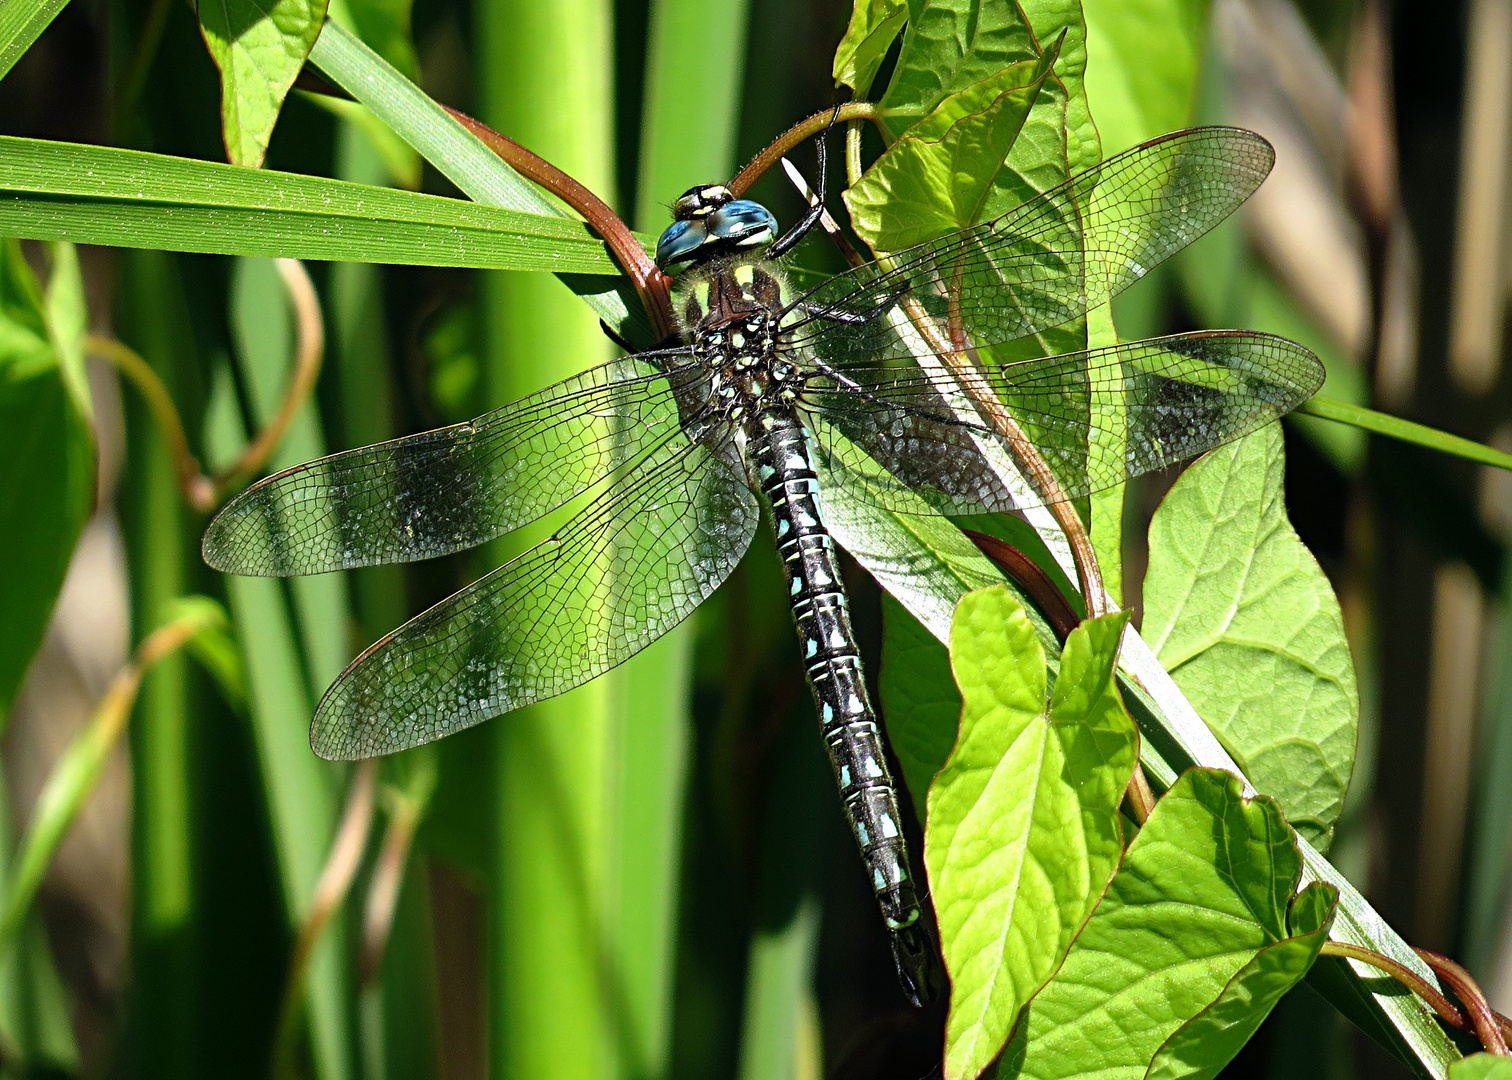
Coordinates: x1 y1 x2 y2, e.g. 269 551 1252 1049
745 409 920 933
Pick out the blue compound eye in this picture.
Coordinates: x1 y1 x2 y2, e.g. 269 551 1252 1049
655 218 710 271
706 200 777 249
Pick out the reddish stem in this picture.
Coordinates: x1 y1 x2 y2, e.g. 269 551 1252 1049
962 530 1081 642
442 106 676 342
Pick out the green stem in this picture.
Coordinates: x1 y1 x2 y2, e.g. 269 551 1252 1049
0 603 220 954
1298 395 1512 472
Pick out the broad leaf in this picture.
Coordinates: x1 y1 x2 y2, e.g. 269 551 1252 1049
1082 0 1210 156
0 136 624 272
846 47 1058 250
1452 1056 1512 1079
0 240 94 724
198 0 329 166
997 769 1316 1079
878 0 1038 135
928 588 1137 1080
1142 425 1358 849
1144 882 1338 1080
833 0 908 96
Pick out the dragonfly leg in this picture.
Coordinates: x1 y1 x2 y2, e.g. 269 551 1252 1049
767 105 843 259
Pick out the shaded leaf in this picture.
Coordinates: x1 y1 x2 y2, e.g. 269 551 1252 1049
928 588 1137 1080
1142 425 1357 849
198 0 329 166
0 239 94 723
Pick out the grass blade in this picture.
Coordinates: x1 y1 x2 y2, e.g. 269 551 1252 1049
1298 395 1512 472
0 136 620 271
0 0 68 81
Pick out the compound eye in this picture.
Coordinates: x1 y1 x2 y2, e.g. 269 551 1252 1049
706 200 778 250
655 218 711 271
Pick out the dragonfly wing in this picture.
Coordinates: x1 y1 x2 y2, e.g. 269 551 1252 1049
309 435 757 759
784 127 1274 367
203 353 701 576
802 331 1324 515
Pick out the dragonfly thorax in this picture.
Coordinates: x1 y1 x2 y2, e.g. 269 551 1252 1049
678 259 803 420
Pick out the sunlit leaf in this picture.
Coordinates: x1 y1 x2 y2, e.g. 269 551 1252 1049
328 0 417 81
1144 882 1337 1080
197 0 329 166
997 769 1314 1079
1143 425 1358 849
846 46 1058 251
1082 0 1210 156
0 0 69 82
0 136 625 272
833 0 908 96
928 588 1137 1080
878 0 1038 135
1451 1055 1512 1079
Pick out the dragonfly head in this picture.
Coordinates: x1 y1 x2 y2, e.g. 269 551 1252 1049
656 185 779 272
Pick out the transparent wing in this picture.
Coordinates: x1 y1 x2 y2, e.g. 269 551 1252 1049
202 353 701 575
309 435 758 759
784 127 1274 367
801 331 1324 516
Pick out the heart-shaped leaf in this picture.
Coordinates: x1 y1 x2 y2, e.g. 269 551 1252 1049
928 586 1137 1080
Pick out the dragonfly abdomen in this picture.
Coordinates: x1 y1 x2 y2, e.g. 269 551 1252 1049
746 410 933 975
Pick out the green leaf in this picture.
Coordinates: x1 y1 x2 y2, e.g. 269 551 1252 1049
204 315 353 1080
833 0 908 96
1451 1055 1512 1079
997 769 1308 1080
1082 0 1210 156
1142 425 1357 849
0 135 624 272
928 588 1137 1080
305 19 638 334
1144 882 1338 1080
878 0 1038 135
846 47 1058 250
327 0 417 80
0 0 69 82
0 239 94 724
197 0 329 166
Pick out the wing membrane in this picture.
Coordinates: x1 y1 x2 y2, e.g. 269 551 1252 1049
309 435 758 759
202 354 701 575
802 331 1323 515
785 127 1274 368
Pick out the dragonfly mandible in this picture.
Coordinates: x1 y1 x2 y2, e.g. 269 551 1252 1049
202 124 1325 1007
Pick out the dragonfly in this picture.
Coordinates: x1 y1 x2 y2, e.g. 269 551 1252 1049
203 124 1325 1007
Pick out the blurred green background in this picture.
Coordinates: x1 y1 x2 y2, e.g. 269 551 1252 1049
1 0 1511 1076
